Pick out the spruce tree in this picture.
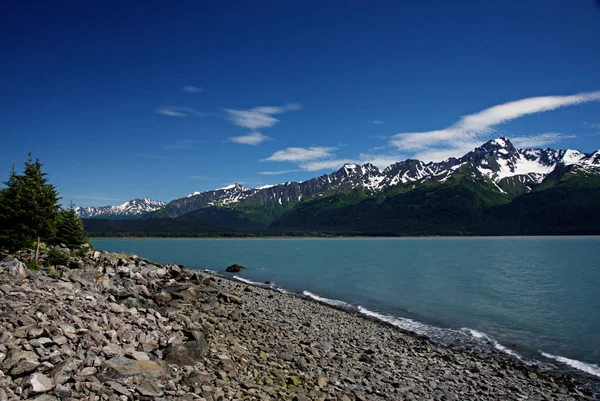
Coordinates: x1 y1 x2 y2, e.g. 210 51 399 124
55 201 87 248
0 155 60 259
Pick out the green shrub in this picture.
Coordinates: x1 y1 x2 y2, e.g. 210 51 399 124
26 260 41 271
47 247 69 266
48 268 61 279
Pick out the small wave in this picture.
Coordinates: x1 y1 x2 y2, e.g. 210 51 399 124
460 328 522 359
232 275 264 286
357 305 432 336
540 351 600 378
303 291 352 308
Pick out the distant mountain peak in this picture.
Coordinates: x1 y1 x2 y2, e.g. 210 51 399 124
76 198 166 219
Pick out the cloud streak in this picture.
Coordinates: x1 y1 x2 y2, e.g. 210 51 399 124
225 103 301 130
390 90 600 160
262 145 403 172
155 107 210 117
510 133 575 148
182 86 202 93
262 147 336 162
229 132 271 145
370 120 384 125
259 170 301 175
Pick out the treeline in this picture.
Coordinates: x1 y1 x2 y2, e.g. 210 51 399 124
0 155 88 260
83 184 600 237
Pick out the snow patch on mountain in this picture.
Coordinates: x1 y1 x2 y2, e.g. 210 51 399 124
76 198 166 219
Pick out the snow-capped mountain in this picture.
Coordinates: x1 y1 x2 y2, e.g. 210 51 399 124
148 183 255 218
75 198 166 219
83 138 600 220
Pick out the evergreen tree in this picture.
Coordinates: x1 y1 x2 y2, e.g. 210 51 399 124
55 201 87 248
0 155 60 259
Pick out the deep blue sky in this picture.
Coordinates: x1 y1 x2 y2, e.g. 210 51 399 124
1 0 599 206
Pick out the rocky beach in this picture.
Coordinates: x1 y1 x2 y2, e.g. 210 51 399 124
0 248 596 401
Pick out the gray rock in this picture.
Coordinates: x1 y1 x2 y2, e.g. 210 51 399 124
164 337 209 367
53 384 71 399
98 356 166 381
50 358 82 385
136 379 163 397
2 350 40 375
2 258 27 279
27 373 54 393
69 269 104 286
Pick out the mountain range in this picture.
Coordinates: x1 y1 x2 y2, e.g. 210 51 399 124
80 138 600 236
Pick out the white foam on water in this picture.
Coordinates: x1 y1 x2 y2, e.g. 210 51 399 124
460 328 523 359
540 352 600 378
303 291 352 308
232 275 263 286
357 305 431 336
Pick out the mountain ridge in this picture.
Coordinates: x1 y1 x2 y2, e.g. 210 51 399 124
78 138 600 222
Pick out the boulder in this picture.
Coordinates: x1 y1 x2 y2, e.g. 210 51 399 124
164 334 209 367
0 258 27 279
225 264 245 273
98 356 166 381
69 269 104 286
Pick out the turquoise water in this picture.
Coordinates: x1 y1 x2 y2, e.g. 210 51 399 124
92 237 600 380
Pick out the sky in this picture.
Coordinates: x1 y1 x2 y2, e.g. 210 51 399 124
1 0 600 206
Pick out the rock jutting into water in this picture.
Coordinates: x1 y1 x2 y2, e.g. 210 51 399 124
225 263 246 273
0 248 595 400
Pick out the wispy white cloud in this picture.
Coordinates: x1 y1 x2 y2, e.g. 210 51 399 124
262 144 404 172
225 103 301 130
155 106 209 117
262 147 336 162
259 170 301 175
229 132 271 145
510 133 576 148
162 140 205 150
584 122 600 129
156 107 187 117
370 120 384 125
182 86 203 93
390 90 600 160
299 153 404 171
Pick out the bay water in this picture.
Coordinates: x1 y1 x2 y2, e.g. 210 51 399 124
92 237 600 382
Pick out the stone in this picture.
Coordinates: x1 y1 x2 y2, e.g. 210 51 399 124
69 269 104 286
136 379 163 397
164 338 209 367
102 344 123 357
217 292 244 304
32 396 59 401
128 351 150 361
53 384 71 399
98 356 166 381
3 258 27 279
107 381 131 396
225 264 245 273
50 358 82 385
2 350 40 375
153 292 172 303
27 373 54 393
217 355 236 376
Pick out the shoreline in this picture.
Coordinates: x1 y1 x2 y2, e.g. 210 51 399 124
0 249 597 400
90 235 600 240
211 269 600 391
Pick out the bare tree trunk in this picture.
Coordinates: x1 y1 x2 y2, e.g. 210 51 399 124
35 236 40 261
